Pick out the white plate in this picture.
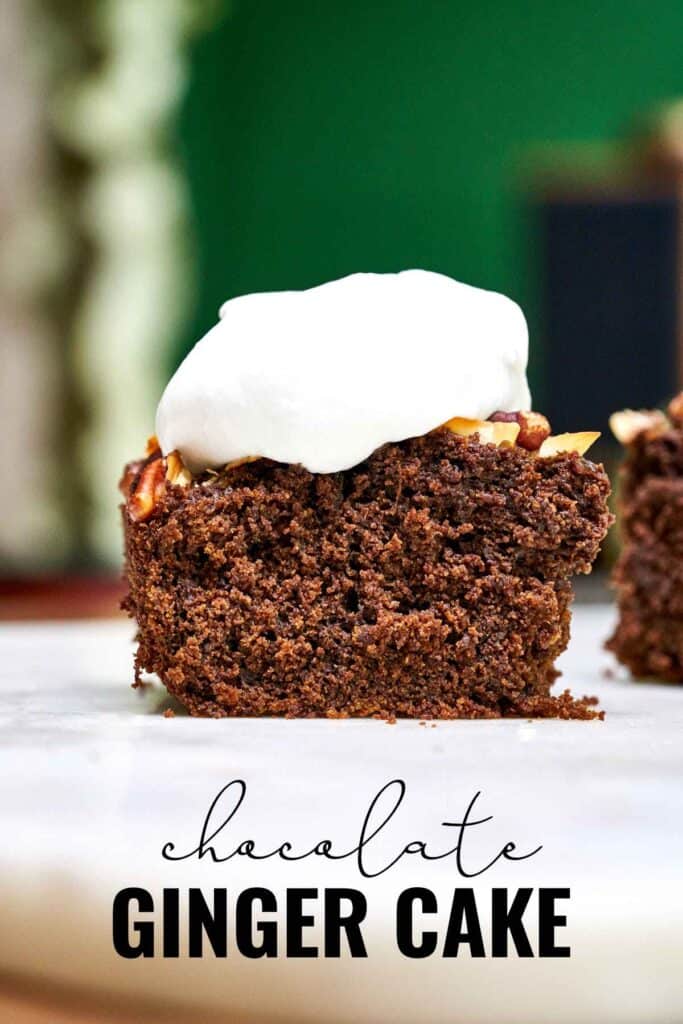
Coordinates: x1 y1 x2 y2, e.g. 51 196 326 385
0 605 681 1023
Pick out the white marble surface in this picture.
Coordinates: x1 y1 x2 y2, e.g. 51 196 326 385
0 606 682 1023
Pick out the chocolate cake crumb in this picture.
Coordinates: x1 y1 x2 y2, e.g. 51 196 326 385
122 430 611 718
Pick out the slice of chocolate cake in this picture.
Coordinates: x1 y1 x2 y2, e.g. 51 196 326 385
121 271 612 718
122 420 610 719
608 393 683 681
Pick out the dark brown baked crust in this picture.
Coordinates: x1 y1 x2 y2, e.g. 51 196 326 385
608 408 683 680
122 430 611 718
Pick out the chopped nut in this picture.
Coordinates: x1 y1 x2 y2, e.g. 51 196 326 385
444 416 520 447
668 392 683 424
489 410 551 450
128 456 166 522
119 460 143 498
609 409 669 445
145 434 160 456
484 422 522 446
538 431 600 458
165 450 193 487
225 455 261 470
516 411 551 451
488 410 518 423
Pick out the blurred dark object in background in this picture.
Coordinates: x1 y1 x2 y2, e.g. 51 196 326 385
541 192 679 435
0 576 125 621
536 102 683 439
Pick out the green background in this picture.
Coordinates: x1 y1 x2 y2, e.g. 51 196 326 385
177 0 683 393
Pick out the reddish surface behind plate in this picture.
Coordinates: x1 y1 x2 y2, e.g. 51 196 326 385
0 972 239 1022
0 577 125 621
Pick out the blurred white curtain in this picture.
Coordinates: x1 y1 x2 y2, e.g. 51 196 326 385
0 0 221 571
0 1 70 570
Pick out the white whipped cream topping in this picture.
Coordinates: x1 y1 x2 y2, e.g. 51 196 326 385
156 270 531 474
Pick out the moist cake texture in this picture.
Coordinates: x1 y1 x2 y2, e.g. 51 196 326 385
122 429 611 718
608 393 683 681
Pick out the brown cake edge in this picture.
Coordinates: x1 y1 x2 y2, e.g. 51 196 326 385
608 393 683 682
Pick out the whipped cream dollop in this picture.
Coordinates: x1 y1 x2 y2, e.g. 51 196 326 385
156 270 531 474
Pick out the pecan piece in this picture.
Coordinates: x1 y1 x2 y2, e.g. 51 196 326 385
165 450 193 487
119 460 143 499
128 454 166 522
